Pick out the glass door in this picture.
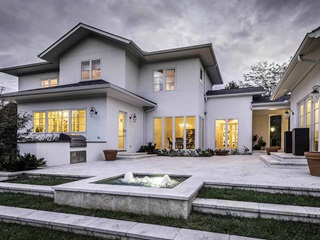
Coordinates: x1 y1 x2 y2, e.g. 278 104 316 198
118 112 126 150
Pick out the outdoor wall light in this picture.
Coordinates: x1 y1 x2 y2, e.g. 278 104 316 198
89 107 98 117
310 85 320 103
270 127 275 132
130 113 137 123
284 109 294 119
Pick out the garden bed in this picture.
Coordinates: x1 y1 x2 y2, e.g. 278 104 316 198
198 187 320 207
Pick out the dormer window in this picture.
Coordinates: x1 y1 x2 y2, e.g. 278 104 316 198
41 78 58 88
153 68 175 92
81 59 101 80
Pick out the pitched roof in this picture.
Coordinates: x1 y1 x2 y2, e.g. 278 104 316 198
0 23 223 84
252 94 290 103
206 86 265 96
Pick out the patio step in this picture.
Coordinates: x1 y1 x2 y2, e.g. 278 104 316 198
204 182 320 196
0 205 260 240
259 154 307 168
193 198 320 223
0 182 53 197
117 152 157 160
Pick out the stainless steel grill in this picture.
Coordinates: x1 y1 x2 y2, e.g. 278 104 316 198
59 133 87 148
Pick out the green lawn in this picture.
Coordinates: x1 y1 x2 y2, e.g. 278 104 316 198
0 192 319 240
0 221 112 240
2 177 81 186
197 187 320 207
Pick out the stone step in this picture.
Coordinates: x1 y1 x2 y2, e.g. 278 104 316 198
0 182 53 197
259 155 308 168
271 152 306 161
193 198 320 223
204 182 320 196
117 153 157 160
0 205 260 240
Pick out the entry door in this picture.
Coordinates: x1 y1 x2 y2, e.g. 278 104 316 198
118 112 126 150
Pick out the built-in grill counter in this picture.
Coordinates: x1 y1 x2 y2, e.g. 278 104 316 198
59 133 87 164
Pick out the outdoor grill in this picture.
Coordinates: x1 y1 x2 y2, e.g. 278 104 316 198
59 133 87 148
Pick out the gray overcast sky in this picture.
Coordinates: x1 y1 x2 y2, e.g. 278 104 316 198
0 0 320 93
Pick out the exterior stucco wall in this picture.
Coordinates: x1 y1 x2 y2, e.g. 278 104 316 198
290 64 320 129
59 36 126 88
17 96 107 142
125 52 140 93
106 96 144 152
18 71 59 91
206 95 253 151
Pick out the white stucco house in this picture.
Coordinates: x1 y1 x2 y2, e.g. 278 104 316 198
272 26 320 152
0 23 294 165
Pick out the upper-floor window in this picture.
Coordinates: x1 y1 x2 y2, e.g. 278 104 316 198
81 59 101 80
41 78 58 88
200 69 203 84
153 69 175 92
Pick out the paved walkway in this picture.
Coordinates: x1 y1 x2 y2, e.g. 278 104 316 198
0 205 259 240
26 155 317 189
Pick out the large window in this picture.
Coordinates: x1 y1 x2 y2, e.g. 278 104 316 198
153 69 175 92
41 78 58 88
72 110 86 132
299 104 304 127
33 112 46 132
154 118 162 149
33 109 86 133
215 119 238 149
153 116 197 150
314 101 319 151
81 59 101 80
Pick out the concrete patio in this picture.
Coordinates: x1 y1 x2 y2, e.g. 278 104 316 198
25 154 317 189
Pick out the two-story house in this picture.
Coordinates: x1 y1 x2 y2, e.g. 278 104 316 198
1 23 286 165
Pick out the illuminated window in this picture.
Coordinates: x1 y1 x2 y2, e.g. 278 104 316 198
175 117 184 149
299 104 304 127
314 101 319 151
164 117 173 149
153 69 175 91
72 110 86 132
153 118 162 149
48 110 69 133
81 59 101 80
215 119 238 149
41 78 58 88
33 112 46 132
186 116 195 149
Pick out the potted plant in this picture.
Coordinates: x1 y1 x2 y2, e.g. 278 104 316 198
258 137 266 150
103 150 118 161
214 149 229 155
304 152 320 176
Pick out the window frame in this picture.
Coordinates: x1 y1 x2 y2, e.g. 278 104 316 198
33 108 87 134
81 59 101 80
40 77 58 88
153 68 176 92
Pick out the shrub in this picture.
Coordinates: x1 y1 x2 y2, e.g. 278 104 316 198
0 153 46 172
137 142 158 154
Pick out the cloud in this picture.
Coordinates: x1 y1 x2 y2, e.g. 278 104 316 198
0 0 320 92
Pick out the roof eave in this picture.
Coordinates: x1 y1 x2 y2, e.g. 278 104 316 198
207 91 265 98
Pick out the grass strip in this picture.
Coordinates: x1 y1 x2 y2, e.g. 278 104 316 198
2 177 79 186
0 192 319 240
197 187 320 207
0 221 111 240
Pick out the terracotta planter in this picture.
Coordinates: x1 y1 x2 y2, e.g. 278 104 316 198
103 150 118 161
214 150 229 156
304 152 320 176
266 146 280 155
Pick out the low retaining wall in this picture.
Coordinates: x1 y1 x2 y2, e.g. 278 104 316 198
19 142 107 166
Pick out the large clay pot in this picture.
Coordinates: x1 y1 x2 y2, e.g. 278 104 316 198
304 152 320 176
214 150 229 156
103 150 118 161
266 146 280 155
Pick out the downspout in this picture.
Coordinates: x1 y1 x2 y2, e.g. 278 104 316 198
143 105 158 143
